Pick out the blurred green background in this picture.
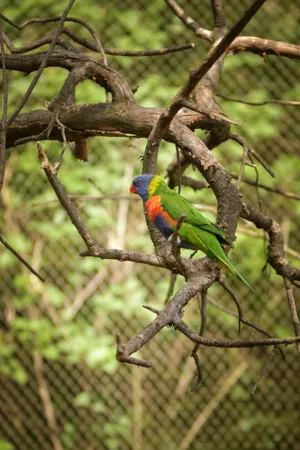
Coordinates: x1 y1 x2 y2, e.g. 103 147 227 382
1 0 300 449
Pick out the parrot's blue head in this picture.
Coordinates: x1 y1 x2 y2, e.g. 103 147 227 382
130 174 156 201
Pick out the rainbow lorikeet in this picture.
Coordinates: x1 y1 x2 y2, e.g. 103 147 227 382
130 174 253 291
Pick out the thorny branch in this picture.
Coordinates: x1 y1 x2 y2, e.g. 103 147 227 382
1 0 300 371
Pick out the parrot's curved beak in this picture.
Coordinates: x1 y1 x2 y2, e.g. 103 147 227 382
130 185 137 194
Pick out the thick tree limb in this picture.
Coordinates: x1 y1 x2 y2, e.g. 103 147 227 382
242 203 300 281
229 36 300 60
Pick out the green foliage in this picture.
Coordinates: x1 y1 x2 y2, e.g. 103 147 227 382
0 441 15 450
0 331 27 384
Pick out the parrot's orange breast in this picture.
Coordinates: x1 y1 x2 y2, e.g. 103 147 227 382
145 196 177 227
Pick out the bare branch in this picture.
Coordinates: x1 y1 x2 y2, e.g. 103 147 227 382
230 133 275 178
180 98 242 126
230 174 300 201
171 214 186 255
104 43 195 57
0 13 102 47
211 0 226 30
284 278 300 352
236 139 249 190
191 291 208 390
218 93 300 107
0 22 7 192
116 334 152 368
229 36 300 60
0 234 45 282
174 318 300 349
6 0 76 128
242 204 300 282
165 0 213 41
3 32 78 54
61 29 196 56
143 0 267 173
81 247 177 270
251 347 278 395
37 142 97 252
218 278 243 333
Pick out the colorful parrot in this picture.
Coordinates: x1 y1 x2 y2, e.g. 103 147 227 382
130 174 253 291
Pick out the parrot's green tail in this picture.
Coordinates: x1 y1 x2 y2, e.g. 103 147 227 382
219 258 254 292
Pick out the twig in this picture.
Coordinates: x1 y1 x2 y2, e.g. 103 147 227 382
142 305 160 315
251 347 278 394
116 334 152 368
3 32 78 54
165 0 213 42
237 140 249 190
176 145 182 194
171 214 186 255
230 173 300 201
284 278 300 352
6 0 76 128
0 22 8 192
170 214 188 275
0 13 100 43
210 285 285 360
211 0 227 30
248 152 265 214
164 272 177 305
36 142 97 252
104 43 195 56
191 291 207 390
171 173 300 203
207 295 272 338
81 247 178 269
62 29 195 56
218 278 243 333
180 98 242 126
0 234 45 282
53 118 68 172
174 318 300 349
218 93 300 106
230 133 275 178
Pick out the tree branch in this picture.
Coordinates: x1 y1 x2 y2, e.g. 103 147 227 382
6 0 76 128
0 22 7 192
165 0 213 42
143 0 267 174
242 203 300 281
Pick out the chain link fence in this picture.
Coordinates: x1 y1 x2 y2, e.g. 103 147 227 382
1 1 300 449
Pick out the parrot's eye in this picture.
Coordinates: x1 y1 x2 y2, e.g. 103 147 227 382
136 181 141 186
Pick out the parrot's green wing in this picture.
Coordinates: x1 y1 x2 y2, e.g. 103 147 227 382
179 222 253 291
159 190 231 241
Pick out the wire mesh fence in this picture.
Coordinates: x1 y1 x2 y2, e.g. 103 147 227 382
1 0 300 449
